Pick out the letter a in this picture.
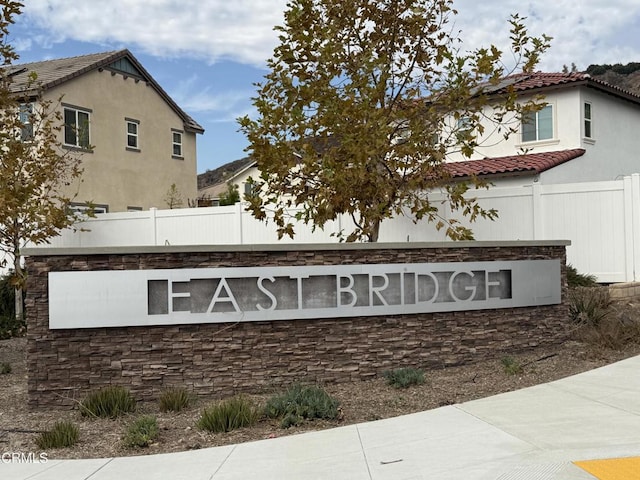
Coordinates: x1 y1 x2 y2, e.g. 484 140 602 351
207 278 241 313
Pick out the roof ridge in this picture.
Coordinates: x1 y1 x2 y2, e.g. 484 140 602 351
12 49 126 68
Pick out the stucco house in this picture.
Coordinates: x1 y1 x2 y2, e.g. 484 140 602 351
445 72 640 186
9 49 203 212
199 72 640 199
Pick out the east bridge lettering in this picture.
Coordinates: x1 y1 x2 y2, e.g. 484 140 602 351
147 268 512 316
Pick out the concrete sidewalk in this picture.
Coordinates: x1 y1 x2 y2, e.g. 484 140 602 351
4 355 640 480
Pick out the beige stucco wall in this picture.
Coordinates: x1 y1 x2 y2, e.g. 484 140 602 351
43 68 198 212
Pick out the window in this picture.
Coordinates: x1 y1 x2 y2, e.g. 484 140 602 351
69 202 108 214
172 130 183 157
64 106 90 149
584 102 592 139
126 118 139 149
456 116 473 143
19 103 33 141
522 105 553 142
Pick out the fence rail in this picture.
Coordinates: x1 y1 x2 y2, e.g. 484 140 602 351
38 174 640 283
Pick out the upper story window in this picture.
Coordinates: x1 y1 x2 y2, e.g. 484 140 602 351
19 103 34 141
172 130 183 158
584 102 593 139
521 105 553 142
126 118 140 150
63 105 91 149
456 116 472 142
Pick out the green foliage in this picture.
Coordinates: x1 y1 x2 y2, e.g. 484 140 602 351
0 273 24 338
159 387 191 413
197 396 260 433
0 1 86 318
123 415 159 448
239 0 550 242
569 287 612 327
383 367 425 389
80 386 137 419
586 62 640 76
501 356 523 375
264 384 339 428
35 421 79 449
567 265 597 287
219 182 240 206
0 361 11 374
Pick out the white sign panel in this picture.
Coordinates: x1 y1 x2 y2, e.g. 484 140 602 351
48 260 561 329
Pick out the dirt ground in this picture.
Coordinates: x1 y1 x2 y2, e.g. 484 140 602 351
2 303 640 460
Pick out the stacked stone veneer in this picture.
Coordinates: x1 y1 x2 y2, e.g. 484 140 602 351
25 243 569 408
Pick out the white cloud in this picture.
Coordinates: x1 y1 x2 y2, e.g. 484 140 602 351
454 0 640 70
18 0 640 71
22 0 288 67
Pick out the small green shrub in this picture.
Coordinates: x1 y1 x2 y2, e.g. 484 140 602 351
197 396 260 433
567 265 597 287
0 362 11 374
0 274 24 339
35 421 79 449
383 367 425 389
159 387 191 413
123 415 159 448
569 287 612 327
80 386 136 419
264 384 339 428
501 356 523 375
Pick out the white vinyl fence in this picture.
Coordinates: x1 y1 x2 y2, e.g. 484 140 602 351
38 174 640 283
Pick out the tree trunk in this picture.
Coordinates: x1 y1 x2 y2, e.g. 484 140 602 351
14 286 22 321
368 220 381 242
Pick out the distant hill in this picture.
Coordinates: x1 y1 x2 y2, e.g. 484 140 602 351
586 62 640 95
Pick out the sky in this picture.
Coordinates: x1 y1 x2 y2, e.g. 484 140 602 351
7 0 640 174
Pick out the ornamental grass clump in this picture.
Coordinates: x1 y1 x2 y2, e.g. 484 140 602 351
264 384 340 428
383 367 425 389
123 415 159 448
35 421 79 449
501 356 523 375
197 396 261 433
159 387 191 413
80 386 136 419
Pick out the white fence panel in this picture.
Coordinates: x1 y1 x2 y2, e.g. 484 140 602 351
540 181 627 283
24 174 640 283
154 205 243 245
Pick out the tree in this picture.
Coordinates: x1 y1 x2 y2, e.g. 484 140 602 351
219 182 240 206
0 0 85 320
164 183 184 209
239 0 551 242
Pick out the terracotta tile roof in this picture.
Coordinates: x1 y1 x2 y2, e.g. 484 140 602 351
489 72 640 105
446 149 586 178
4 50 204 134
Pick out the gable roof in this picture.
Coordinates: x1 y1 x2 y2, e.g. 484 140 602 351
5 49 204 134
198 157 256 190
489 71 640 106
446 149 586 179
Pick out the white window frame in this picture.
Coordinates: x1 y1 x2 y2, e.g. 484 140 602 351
126 118 140 150
63 105 91 149
583 102 593 139
521 105 554 143
172 130 183 158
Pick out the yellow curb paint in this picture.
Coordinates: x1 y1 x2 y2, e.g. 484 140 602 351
574 456 640 480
